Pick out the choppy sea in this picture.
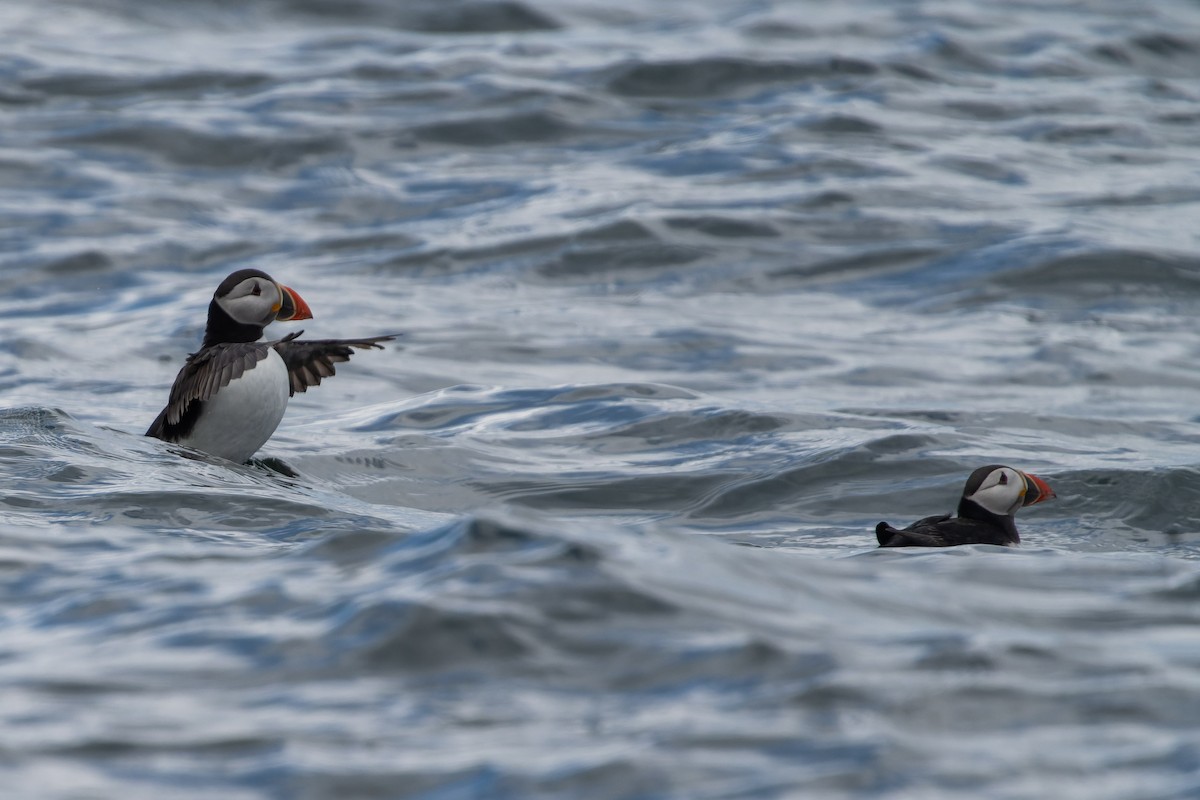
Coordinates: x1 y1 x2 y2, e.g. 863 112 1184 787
4 1 1200 797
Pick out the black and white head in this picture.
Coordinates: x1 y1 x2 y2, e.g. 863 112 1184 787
203 269 313 346
959 464 1055 518
213 268 311 328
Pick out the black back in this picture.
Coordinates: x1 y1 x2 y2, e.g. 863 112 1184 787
875 513 1018 547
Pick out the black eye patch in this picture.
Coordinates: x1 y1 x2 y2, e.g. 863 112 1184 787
251 283 262 296
998 473 1008 485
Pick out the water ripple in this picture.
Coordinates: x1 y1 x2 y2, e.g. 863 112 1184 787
4 0 1200 796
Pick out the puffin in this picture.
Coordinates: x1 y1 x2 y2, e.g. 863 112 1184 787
146 268 395 463
875 465 1055 547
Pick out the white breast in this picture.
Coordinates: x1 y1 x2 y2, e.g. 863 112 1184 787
180 348 290 463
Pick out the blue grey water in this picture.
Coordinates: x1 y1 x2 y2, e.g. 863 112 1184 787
3 0 1200 796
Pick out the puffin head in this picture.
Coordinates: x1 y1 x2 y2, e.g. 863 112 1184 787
960 464 1055 518
213 268 313 328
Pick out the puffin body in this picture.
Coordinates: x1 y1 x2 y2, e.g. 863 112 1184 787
147 269 395 463
875 465 1055 548
173 348 290 463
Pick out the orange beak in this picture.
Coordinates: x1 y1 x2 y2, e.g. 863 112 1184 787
1020 471 1055 506
275 283 313 321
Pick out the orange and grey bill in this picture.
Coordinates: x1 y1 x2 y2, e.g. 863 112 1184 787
1020 471 1055 506
276 284 313 321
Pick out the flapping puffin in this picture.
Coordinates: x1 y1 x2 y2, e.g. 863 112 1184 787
875 465 1055 547
146 269 395 463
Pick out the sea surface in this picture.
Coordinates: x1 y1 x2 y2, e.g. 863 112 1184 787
3 0 1200 797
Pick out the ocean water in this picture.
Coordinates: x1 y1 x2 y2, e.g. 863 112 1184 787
3 0 1200 797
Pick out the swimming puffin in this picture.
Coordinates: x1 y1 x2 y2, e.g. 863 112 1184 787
146 268 395 463
875 465 1055 547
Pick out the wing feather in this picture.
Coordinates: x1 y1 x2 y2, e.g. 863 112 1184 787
147 333 397 443
272 334 397 397
147 342 272 440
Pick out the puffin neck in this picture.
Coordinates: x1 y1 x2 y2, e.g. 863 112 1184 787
202 299 266 347
957 497 1020 542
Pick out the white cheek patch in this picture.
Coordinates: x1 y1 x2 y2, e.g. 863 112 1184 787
971 481 1022 516
221 293 274 327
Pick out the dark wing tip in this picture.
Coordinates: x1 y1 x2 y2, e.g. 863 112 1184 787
276 335 396 396
354 334 400 350
146 409 166 439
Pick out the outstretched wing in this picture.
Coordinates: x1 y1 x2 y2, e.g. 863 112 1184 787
146 342 271 440
272 332 397 396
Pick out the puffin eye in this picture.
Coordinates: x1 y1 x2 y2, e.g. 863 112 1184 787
251 283 262 296
998 472 1008 485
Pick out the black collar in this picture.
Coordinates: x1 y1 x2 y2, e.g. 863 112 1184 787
957 497 1019 541
202 299 265 348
